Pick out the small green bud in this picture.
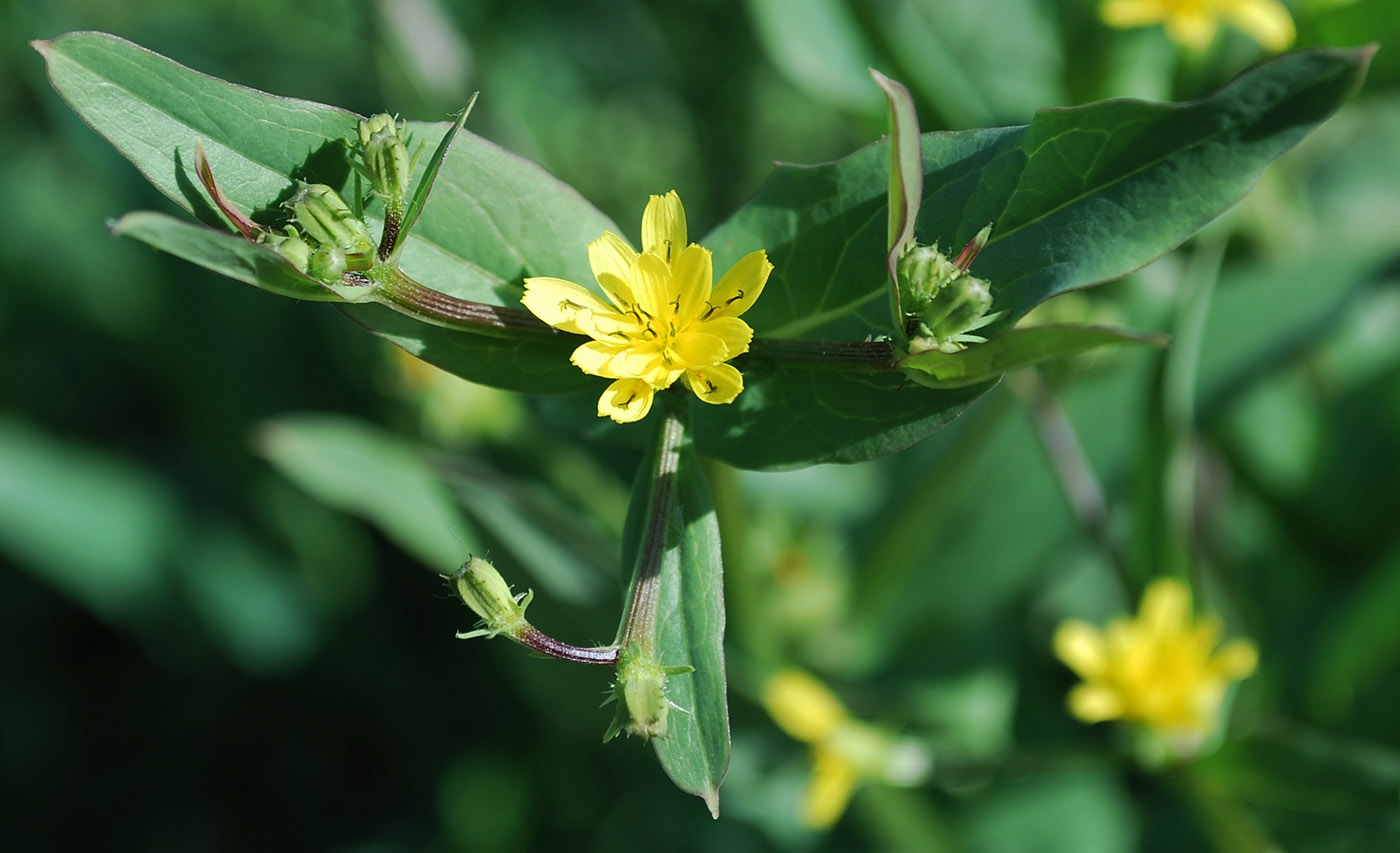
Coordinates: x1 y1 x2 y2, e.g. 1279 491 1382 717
287 182 374 253
452 557 533 641
308 245 348 283
603 644 693 741
357 114 416 204
259 228 311 273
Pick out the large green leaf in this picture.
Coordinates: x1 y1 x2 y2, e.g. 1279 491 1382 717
619 407 730 814
37 31 612 390
694 48 1369 469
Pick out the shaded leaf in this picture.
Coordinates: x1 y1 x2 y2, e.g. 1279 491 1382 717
255 414 478 571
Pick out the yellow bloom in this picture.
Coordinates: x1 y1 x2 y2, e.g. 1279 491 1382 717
762 669 930 829
522 191 772 424
1054 578 1259 743
1100 0 1295 51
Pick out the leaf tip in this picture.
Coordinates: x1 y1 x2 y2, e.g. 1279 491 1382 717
30 38 53 57
701 788 720 819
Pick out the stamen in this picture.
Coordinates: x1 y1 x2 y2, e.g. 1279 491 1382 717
724 289 744 306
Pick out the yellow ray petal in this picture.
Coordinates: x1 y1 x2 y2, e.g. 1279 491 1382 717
522 277 618 335
710 250 772 319
1165 10 1219 50
1054 620 1109 679
588 231 638 291
686 363 744 405
803 745 860 829
1100 0 1172 27
597 378 654 423
764 669 849 743
699 316 754 358
1212 638 1259 679
595 270 637 314
641 190 687 264
1140 578 1191 637
1068 684 1126 723
670 329 729 368
1219 0 1294 50
630 251 674 319
571 341 628 378
672 243 713 322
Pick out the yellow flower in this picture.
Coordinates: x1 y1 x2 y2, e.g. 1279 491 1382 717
522 191 772 424
1054 578 1259 744
762 669 930 829
1100 0 1295 51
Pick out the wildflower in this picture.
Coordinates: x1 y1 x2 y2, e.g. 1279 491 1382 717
522 191 772 423
1053 578 1259 747
1100 0 1295 52
762 669 930 829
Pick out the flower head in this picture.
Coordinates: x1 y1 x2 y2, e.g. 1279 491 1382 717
1100 0 1295 52
522 191 772 423
762 669 930 829
1053 578 1258 747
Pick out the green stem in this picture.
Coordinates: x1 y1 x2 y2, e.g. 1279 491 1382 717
617 399 687 651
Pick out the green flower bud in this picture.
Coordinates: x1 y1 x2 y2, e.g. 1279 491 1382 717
287 182 373 253
308 245 348 284
357 113 415 205
259 228 311 273
603 644 693 741
452 557 533 641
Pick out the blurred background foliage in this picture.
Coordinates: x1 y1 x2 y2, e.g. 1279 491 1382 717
4 0 1400 849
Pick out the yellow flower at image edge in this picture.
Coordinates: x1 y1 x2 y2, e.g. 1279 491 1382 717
522 191 772 424
1054 578 1259 742
1101 0 1295 52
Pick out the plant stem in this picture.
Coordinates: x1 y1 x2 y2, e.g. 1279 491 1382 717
517 627 619 665
617 400 686 650
1009 369 1133 597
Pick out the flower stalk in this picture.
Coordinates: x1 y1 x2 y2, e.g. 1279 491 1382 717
451 557 618 665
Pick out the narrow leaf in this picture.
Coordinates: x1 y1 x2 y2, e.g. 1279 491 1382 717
398 93 476 249
619 404 730 814
899 325 1168 389
110 211 340 302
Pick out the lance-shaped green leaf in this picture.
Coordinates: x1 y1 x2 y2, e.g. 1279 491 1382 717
694 47 1370 470
395 94 475 256
617 403 730 815
871 68 922 331
899 325 1169 389
36 31 615 390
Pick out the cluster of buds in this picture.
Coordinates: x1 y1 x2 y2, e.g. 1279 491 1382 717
232 113 422 285
354 113 421 214
280 181 376 283
896 225 1000 354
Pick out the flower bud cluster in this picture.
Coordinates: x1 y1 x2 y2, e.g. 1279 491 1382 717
896 225 1000 354
280 182 375 284
355 114 420 209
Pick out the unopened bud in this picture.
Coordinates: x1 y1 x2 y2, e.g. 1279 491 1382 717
357 114 416 205
452 557 533 641
308 245 348 284
259 228 311 273
287 182 373 253
604 644 692 741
